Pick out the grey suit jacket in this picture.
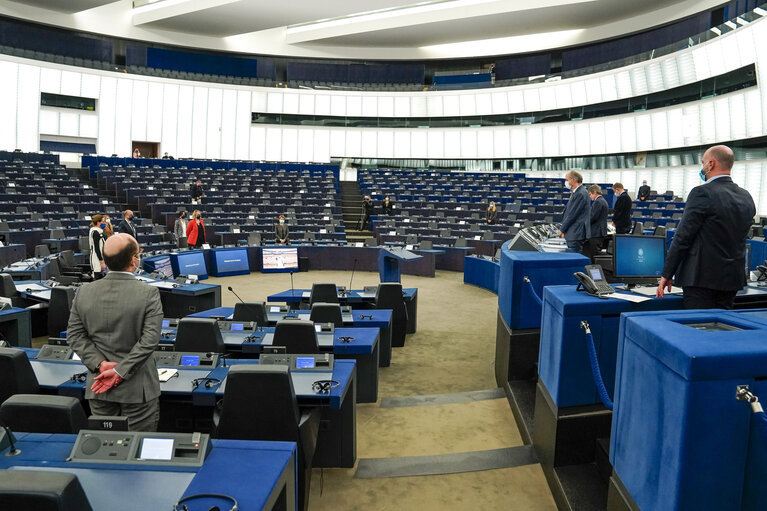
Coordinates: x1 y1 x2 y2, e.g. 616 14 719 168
67 272 163 403
561 185 591 241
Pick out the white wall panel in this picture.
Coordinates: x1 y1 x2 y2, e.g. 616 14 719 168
559 124 575 156
460 130 477 158
745 89 762 137
585 77 602 104
190 87 208 158
491 92 508 113
393 130 410 158
411 95 427 117
599 75 617 102
346 130 362 158
630 67 648 96
0 61 18 150
570 81 587 106
574 123 590 155
619 117 636 152
427 130 444 158
634 114 652 150
249 126 266 160
131 80 149 142
39 110 58 135
59 112 79 137
443 130 460 158
475 93 492 115
526 126 543 156
377 130 394 158
313 129 330 162
314 95 330 116
589 121 606 155
98 76 117 156
661 58 680 89
459 94 476 116
113 78 133 156
160 82 178 157
81 74 100 99
539 86 556 110
523 89 540 112
510 128 526 158
691 46 711 81
542 125 559 156
16 65 40 152
146 82 164 143
251 90 267 112
282 93 299 115
361 130 377 157
60 71 81 97
220 89 237 160
265 127 282 161
175 85 193 158
298 94 314 115
493 128 510 158
682 105 701 147
361 96 377 117
443 95 459 117
330 95 346 116
266 92 282 113
80 114 98 139
206 87 223 159
234 90 251 160
281 128 298 161
507 90 524 111
728 94 746 141
40 68 61 94
394 96 410 117
615 71 632 98
329 129 345 158
378 96 394 117
476 130 493 158
604 119 620 154
697 102 715 143
411 130 427 158
346 96 362 116
553 84 571 109
650 111 668 149
666 109 683 149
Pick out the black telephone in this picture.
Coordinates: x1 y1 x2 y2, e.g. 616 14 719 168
574 265 614 297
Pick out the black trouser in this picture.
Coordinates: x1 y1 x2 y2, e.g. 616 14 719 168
585 236 605 261
682 286 737 310
615 226 631 234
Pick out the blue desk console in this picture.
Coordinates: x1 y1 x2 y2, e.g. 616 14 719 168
268 287 418 335
192 305 393 368
0 433 297 511
463 255 500 293
608 310 767 511
494 244 589 446
209 247 250 277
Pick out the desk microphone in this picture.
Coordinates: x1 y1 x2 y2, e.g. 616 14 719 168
227 286 245 303
0 421 21 457
289 271 295 297
347 259 357 295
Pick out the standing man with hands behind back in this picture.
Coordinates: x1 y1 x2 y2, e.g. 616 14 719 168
68 234 163 431
656 145 755 309
117 209 137 240
559 170 591 254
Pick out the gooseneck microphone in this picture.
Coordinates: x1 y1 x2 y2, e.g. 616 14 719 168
0 422 21 457
227 286 245 303
348 259 358 294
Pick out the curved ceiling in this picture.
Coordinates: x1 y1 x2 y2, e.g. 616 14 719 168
0 0 726 60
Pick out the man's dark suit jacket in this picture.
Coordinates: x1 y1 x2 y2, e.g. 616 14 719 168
117 219 137 239
662 176 755 291
612 192 632 233
590 195 608 238
190 184 203 200
561 185 591 241
638 185 651 201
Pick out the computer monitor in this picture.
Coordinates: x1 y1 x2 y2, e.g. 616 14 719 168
612 235 666 286
261 247 299 273
154 256 173 279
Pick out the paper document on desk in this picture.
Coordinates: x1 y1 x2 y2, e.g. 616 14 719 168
16 283 48 292
147 281 178 289
631 286 683 296
157 368 178 382
610 292 652 303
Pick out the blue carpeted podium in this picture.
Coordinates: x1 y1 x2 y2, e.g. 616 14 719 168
377 247 422 283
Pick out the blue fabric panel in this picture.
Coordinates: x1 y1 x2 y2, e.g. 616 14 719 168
40 140 96 154
287 62 424 84
147 47 257 78
494 54 551 80
610 311 767 511
497 247 588 330
463 256 500 293
0 18 112 61
257 57 277 79
432 73 491 85
537 287 683 407
0 151 58 164
741 380 767 511
747 238 767 271
125 45 147 67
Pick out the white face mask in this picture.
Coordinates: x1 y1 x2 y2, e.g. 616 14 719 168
564 180 570 189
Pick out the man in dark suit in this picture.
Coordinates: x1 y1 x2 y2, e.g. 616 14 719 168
656 145 755 309
117 209 137 240
68 234 163 431
638 180 651 201
612 183 632 234
559 170 591 253
587 184 608 261
190 180 203 204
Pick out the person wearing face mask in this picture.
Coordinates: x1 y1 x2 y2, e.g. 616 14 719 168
101 215 113 240
382 196 394 215
89 214 107 278
486 201 498 225
656 145 755 309
190 179 204 205
638 180 651 202
587 185 609 261
67 233 163 431
559 170 591 254
186 210 206 249
275 215 290 245
117 209 137 240
359 196 374 230
174 210 188 248
611 183 632 234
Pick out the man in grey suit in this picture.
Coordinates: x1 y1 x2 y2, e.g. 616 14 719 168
559 170 591 254
68 233 163 431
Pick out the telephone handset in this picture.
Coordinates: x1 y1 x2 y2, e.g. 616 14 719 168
574 265 615 297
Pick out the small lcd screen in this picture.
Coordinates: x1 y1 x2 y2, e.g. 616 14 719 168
180 355 200 366
230 323 244 331
162 319 170 328
682 321 743 332
153 257 173 279
589 267 603 281
315 324 322 332
296 357 315 369
139 438 174 460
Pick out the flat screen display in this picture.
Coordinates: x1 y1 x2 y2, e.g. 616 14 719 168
588 267 604 281
180 355 200 366
162 319 170 328
139 438 174 460
213 248 249 274
613 235 665 283
154 257 173 279
296 357 315 369
262 247 299 273
230 323 244 331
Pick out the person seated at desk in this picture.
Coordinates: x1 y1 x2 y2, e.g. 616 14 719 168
174 210 187 248
275 215 290 245
89 214 106 278
382 196 394 215
638 180 651 202
186 210 206 249
190 179 204 204
486 201 498 225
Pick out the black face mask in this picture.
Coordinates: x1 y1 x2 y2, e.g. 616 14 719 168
128 215 135 222
196 215 201 220
181 213 186 218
